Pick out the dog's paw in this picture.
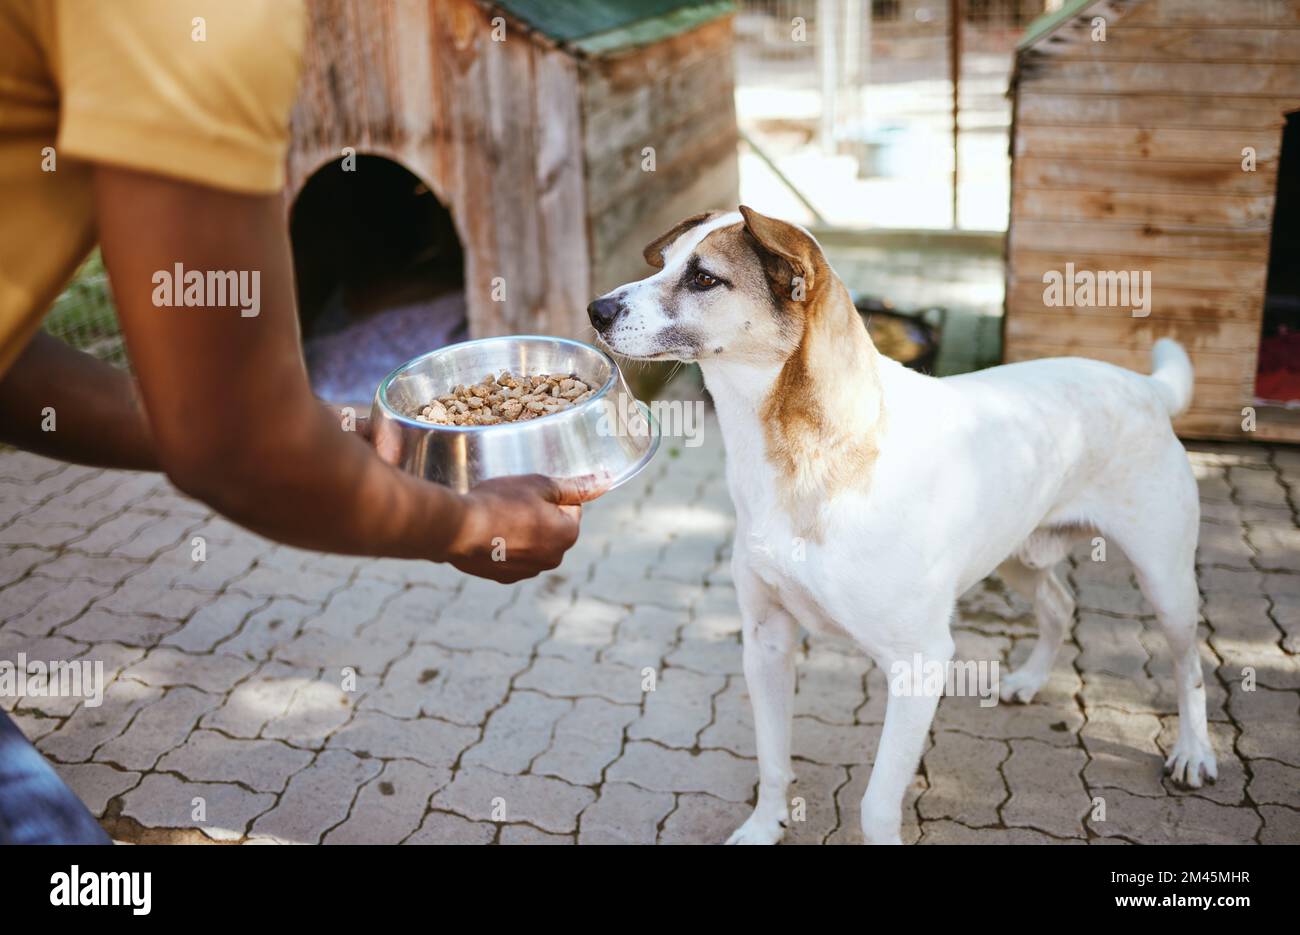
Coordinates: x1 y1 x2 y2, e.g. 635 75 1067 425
1164 735 1218 789
725 814 786 845
998 667 1047 704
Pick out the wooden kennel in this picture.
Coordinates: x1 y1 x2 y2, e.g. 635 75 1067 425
284 0 739 342
1005 0 1300 442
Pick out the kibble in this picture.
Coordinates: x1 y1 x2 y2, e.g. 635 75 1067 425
411 370 594 426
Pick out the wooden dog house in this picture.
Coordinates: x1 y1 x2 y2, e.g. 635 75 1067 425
1005 0 1300 442
285 0 739 343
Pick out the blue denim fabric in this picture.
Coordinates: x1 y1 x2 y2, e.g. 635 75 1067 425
0 708 111 844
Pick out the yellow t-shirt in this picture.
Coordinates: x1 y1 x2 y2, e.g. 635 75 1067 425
0 0 304 376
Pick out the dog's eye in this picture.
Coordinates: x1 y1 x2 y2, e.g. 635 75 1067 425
690 270 719 291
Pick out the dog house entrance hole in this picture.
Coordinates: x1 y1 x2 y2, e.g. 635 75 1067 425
1257 110 1300 406
291 155 466 405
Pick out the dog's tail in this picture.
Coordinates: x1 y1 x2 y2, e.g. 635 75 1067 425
1150 338 1193 417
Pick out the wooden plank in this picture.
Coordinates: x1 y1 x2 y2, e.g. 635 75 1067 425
1013 156 1277 196
1011 186 1274 229
1254 407 1300 444
583 51 734 159
1027 25 1300 63
1121 0 1300 27
588 131 738 262
533 48 592 338
1003 310 1261 355
1003 339 1254 384
1015 126 1280 164
1009 219 1271 262
585 96 738 212
1015 91 1299 130
481 25 546 337
432 0 501 339
1174 409 1255 441
1008 250 1267 293
581 15 733 111
588 156 737 292
1018 61 1300 97
1005 282 1264 323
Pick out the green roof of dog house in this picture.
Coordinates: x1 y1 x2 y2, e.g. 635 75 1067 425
1016 0 1104 51
492 0 735 54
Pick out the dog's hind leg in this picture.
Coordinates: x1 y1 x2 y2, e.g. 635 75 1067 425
726 575 798 845
1102 465 1216 787
996 554 1075 704
1141 562 1215 787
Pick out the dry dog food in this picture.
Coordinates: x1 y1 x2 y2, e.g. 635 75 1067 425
412 370 594 426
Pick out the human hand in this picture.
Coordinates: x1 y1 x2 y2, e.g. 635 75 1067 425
445 474 607 583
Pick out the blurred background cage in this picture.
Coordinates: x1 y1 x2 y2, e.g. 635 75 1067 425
734 0 1057 230
42 251 127 368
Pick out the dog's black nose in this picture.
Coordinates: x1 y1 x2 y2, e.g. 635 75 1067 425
587 295 622 331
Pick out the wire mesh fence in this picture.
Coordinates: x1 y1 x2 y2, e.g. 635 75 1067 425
735 0 1058 230
44 251 128 368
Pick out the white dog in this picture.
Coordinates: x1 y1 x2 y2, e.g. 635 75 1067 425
588 207 1216 845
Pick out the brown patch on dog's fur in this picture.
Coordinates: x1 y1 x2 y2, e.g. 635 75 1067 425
642 212 716 270
741 207 886 540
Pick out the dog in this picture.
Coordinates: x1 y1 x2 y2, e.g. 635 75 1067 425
587 206 1215 845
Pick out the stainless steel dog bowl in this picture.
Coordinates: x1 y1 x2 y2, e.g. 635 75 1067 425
371 335 659 494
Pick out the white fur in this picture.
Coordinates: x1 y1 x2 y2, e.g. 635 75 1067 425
707 349 1212 844
597 227 1215 846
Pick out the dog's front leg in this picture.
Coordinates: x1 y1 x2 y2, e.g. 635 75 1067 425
726 598 798 845
861 638 954 844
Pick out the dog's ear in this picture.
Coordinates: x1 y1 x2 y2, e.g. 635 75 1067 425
739 205 821 298
642 212 714 269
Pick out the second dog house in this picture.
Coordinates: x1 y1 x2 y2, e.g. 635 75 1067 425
1005 0 1300 442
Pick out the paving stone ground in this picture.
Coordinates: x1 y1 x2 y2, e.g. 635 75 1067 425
1 420 1297 844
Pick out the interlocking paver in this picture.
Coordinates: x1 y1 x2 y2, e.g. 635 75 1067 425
1 577 114 637
260 677 353 749
498 823 571 844
122 646 256 694
533 697 639 785
606 741 754 802
404 810 496 844
1088 788 1261 845
461 690 571 775
53 761 140 816
161 591 268 653
578 780 675 844
1002 739 1089 839
430 767 595 834
515 655 645 705
36 678 162 763
95 686 222 770
1259 805 1300 845
198 660 309 738
155 729 314 792
325 710 477 769
658 792 753 844
917 730 1007 827
630 665 724 749
361 644 525 725
1246 758 1300 806
251 749 383 843
118 773 275 842
0 430 1295 845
